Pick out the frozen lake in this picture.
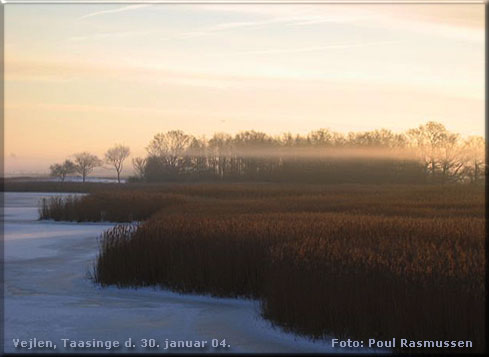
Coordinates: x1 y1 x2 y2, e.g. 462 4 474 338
2 192 360 353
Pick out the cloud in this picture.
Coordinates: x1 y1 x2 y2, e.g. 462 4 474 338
4 58 237 89
68 30 158 42
182 4 482 44
78 4 149 20
179 13 356 39
213 41 399 56
174 3 365 39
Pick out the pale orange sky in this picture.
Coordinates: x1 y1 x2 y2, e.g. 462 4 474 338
3 2 485 175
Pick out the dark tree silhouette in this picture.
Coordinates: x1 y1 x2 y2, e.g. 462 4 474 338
51 122 484 185
132 157 147 180
139 123 483 184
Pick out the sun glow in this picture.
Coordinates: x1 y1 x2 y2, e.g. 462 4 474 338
4 3 484 174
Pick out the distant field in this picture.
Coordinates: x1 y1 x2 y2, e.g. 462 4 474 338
36 183 485 352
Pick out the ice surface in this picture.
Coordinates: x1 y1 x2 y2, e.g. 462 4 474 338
3 192 371 354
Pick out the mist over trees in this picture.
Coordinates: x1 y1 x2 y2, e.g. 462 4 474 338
463 136 485 183
47 121 485 184
132 122 485 184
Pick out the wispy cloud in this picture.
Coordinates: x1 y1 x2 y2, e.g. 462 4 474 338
212 41 399 56
68 30 159 42
183 4 482 44
78 4 149 20
179 14 355 39
5 58 238 89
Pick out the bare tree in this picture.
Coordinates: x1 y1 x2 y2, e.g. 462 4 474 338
49 160 76 182
132 157 147 180
407 122 446 179
105 144 130 183
308 129 335 147
348 129 406 149
406 122 468 182
438 132 465 182
49 164 64 181
463 136 485 183
146 130 193 168
135 123 480 184
208 133 233 178
74 152 102 183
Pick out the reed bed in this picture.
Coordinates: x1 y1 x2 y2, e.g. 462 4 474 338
39 183 485 352
38 184 484 221
38 192 186 222
94 213 484 351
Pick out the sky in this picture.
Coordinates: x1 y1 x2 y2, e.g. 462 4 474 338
3 1 485 175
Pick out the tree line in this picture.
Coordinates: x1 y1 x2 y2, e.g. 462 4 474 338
50 145 130 183
49 121 485 184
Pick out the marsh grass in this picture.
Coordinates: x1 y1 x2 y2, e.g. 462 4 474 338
40 184 485 352
39 192 186 222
